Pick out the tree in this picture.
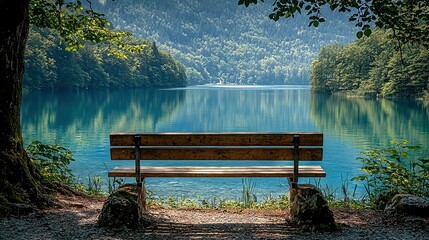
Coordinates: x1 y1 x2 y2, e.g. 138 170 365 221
0 0 143 212
240 0 429 48
0 1 43 209
309 29 429 97
310 43 342 91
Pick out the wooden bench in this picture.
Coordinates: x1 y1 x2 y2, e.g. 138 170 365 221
108 132 326 209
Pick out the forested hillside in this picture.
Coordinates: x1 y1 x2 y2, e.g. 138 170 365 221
94 0 356 85
310 30 429 98
24 28 187 90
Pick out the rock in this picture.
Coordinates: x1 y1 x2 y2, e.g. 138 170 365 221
97 184 146 228
288 184 336 232
385 194 429 217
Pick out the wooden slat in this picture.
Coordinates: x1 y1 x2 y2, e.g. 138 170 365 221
111 147 323 161
110 132 323 147
108 166 326 178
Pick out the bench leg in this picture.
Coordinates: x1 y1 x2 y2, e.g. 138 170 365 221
288 177 298 189
137 178 147 214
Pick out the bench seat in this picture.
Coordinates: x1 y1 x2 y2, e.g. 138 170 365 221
108 165 326 178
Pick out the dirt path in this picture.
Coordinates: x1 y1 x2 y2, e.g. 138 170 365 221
1 194 428 240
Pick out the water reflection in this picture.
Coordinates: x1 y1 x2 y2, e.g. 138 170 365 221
22 89 186 144
310 93 429 149
161 86 316 132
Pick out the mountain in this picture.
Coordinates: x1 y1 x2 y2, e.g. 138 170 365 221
94 0 357 85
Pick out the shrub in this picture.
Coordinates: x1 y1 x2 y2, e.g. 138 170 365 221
352 140 429 207
26 140 75 186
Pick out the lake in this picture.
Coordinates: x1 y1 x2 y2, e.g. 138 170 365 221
21 85 429 200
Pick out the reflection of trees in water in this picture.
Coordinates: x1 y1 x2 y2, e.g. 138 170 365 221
21 89 186 145
176 88 312 132
310 93 429 148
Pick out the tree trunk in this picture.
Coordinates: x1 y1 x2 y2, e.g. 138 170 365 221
0 0 45 206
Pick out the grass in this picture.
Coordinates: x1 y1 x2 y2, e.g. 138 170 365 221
105 177 290 209
101 177 369 210
147 191 289 210
47 167 371 210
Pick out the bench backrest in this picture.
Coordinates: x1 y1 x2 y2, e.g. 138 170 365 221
110 132 323 160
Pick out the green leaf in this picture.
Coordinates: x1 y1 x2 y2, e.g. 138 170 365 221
351 176 367 181
270 13 280 21
363 28 372 37
357 31 363 39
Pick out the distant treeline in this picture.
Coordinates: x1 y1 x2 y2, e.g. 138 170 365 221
24 28 187 90
310 30 429 98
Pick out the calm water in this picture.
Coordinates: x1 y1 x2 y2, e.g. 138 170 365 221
21 85 429 199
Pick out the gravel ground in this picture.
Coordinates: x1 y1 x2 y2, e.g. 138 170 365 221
0 194 428 240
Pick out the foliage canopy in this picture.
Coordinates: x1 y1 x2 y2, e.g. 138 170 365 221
30 0 145 58
240 0 429 48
